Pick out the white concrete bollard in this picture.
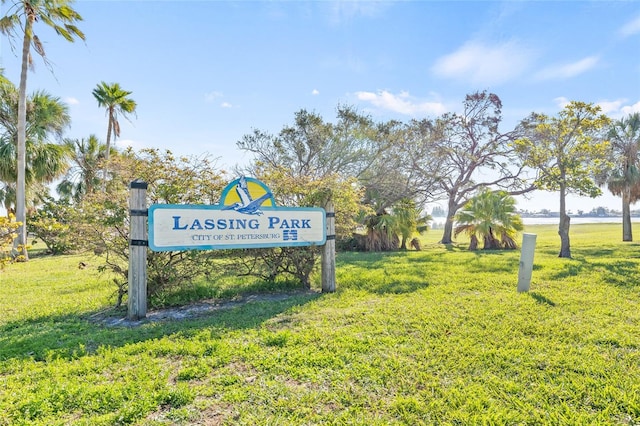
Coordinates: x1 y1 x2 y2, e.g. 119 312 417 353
517 233 537 293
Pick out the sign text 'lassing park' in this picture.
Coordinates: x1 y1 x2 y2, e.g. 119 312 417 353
149 177 326 251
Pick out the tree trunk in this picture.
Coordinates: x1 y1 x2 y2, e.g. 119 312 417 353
622 187 633 242
483 228 500 250
400 236 408 250
105 112 113 163
558 186 571 258
102 115 113 192
468 234 478 250
440 198 457 244
14 17 32 261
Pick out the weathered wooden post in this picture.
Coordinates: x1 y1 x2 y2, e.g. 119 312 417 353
517 233 537 293
321 200 336 293
128 179 148 320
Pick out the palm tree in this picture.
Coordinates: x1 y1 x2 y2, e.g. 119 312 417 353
56 135 108 203
605 113 640 242
362 210 400 252
0 179 50 215
92 82 136 187
0 84 71 214
393 198 431 250
454 189 524 250
360 198 432 251
0 0 84 260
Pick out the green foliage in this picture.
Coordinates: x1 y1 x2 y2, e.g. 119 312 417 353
0 83 72 210
454 189 523 250
92 82 136 151
254 165 365 241
357 198 430 252
392 198 431 249
515 101 611 197
27 200 78 254
605 113 640 196
74 148 227 306
56 135 107 203
0 214 20 268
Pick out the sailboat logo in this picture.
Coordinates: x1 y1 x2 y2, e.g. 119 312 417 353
221 176 274 216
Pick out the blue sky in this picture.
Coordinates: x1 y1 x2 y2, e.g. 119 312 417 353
1 0 639 213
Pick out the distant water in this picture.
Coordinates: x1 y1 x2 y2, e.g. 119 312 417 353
521 216 639 225
430 216 640 228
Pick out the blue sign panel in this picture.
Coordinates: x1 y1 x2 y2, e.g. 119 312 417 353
148 177 326 252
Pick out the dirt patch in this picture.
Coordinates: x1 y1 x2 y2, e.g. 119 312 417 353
91 289 320 328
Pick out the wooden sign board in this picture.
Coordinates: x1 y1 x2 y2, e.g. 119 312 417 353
148 177 326 252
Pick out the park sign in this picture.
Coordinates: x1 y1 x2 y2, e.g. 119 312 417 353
128 177 335 320
148 177 326 251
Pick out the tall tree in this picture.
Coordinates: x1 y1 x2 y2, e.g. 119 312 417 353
515 101 611 258
56 135 108 203
0 84 70 214
430 92 534 245
604 113 640 242
92 81 136 186
237 106 378 242
0 0 84 260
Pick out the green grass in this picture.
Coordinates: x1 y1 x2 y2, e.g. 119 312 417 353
1 224 639 425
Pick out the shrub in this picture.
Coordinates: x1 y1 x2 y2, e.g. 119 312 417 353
229 246 320 289
27 200 78 255
72 148 227 306
0 215 20 269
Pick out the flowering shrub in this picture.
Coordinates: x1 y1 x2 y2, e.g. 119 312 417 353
0 215 21 269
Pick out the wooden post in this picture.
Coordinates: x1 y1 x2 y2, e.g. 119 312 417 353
128 179 148 320
321 200 336 293
517 233 537 293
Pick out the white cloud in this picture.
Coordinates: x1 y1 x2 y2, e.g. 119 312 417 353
619 15 640 37
534 56 599 80
312 89 320 95
205 91 224 102
204 91 233 108
65 97 80 105
553 97 570 109
328 1 389 25
622 101 640 115
597 99 625 115
115 138 147 152
355 90 447 116
431 40 533 86
602 99 640 118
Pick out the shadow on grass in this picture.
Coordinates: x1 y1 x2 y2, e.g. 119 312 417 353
370 272 430 295
588 259 640 289
0 292 320 362
539 246 640 288
530 292 556 306
547 262 585 280
336 250 418 267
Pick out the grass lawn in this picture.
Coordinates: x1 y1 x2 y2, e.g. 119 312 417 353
0 224 638 425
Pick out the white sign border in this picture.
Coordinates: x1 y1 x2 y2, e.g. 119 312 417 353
148 204 327 252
